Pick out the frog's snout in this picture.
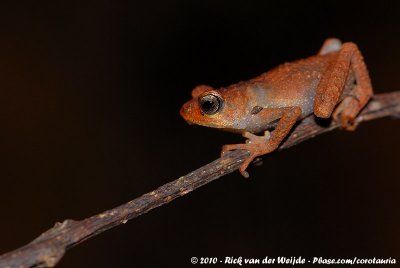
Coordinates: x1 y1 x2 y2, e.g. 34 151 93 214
180 101 195 123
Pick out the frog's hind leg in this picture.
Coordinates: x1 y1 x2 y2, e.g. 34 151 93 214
318 38 342 55
314 42 373 129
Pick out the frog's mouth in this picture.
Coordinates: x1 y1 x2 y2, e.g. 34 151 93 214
183 117 227 129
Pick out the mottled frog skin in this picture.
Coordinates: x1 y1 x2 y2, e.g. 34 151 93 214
181 38 373 177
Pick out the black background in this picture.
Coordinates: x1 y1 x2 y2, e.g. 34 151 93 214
1 1 399 267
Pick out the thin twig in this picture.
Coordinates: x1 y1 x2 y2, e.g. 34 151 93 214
1 92 400 268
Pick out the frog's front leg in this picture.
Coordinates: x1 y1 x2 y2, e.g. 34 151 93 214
221 107 302 178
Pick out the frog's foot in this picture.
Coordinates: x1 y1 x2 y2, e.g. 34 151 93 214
221 143 261 178
242 130 271 144
332 94 361 131
221 131 271 178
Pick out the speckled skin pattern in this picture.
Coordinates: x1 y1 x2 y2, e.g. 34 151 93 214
180 38 373 177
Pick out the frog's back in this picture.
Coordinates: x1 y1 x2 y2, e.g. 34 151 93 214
247 52 338 117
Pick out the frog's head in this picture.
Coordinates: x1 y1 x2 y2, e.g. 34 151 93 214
180 85 250 133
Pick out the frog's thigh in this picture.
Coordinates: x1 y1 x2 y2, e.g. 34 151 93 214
318 38 342 55
314 42 372 119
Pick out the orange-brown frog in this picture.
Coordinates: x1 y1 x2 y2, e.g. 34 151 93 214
180 38 373 177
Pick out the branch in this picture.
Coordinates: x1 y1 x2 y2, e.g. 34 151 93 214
1 91 400 268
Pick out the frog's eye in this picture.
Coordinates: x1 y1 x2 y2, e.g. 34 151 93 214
199 93 223 115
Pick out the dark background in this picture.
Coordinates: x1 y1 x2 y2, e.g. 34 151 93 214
1 1 399 267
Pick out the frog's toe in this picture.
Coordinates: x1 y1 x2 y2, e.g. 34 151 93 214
263 130 271 139
221 143 248 156
242 131 271 144
239 166 250 178
242 132 259 140
333 96 361 131
339 112 358 131
238 155 257 178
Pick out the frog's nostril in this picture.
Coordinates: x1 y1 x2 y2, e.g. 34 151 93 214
180 103 191 118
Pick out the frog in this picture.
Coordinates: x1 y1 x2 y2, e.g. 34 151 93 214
180 38 373 178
